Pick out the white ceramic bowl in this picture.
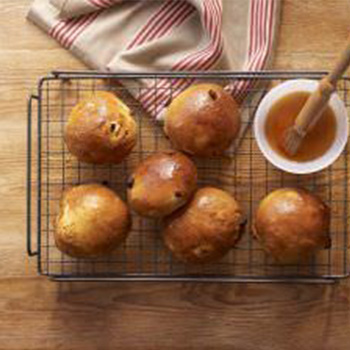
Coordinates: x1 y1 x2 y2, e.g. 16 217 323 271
254 79 349 174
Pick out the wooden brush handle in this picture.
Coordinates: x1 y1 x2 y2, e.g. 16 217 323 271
294 35 350 136
294 79 334 136
328 34 350 84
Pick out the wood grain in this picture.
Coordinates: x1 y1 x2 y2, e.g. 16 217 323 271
0 278 350 350
2 0 350 349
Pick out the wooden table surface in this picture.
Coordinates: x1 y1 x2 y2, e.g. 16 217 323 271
2 1 350 349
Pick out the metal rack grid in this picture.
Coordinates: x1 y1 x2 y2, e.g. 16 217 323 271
27 71 350 282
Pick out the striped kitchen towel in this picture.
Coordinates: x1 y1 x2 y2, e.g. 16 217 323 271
27 0 281 119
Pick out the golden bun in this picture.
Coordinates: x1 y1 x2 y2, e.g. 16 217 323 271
65 92 137 164
253 188 331 263
55 184 131 258
128 151 197 217
164 84 241 157
163 187 244 263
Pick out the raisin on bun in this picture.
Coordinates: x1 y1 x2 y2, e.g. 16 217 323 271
162 187 244 263
65 92 137 164
164 84 241 157
128 151 197 218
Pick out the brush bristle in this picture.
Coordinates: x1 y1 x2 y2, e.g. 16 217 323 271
283 128 303 156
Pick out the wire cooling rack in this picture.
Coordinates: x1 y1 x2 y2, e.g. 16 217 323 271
27 71 350 282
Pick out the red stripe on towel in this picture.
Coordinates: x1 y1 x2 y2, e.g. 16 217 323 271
64 12 101 49
226 0 276 102
49 12 100 50
127 1 182 49
139 0 224 114
89 0 116 9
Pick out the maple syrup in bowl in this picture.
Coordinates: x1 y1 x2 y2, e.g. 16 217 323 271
254 79 349 174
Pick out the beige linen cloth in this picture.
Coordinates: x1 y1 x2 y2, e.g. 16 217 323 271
28 0 281 118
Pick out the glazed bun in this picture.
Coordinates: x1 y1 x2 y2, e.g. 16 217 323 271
55 184 131 258
164 84 241 157
163 187 244 263
65 91 137 164
128 151 197 218
253 188 331 263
